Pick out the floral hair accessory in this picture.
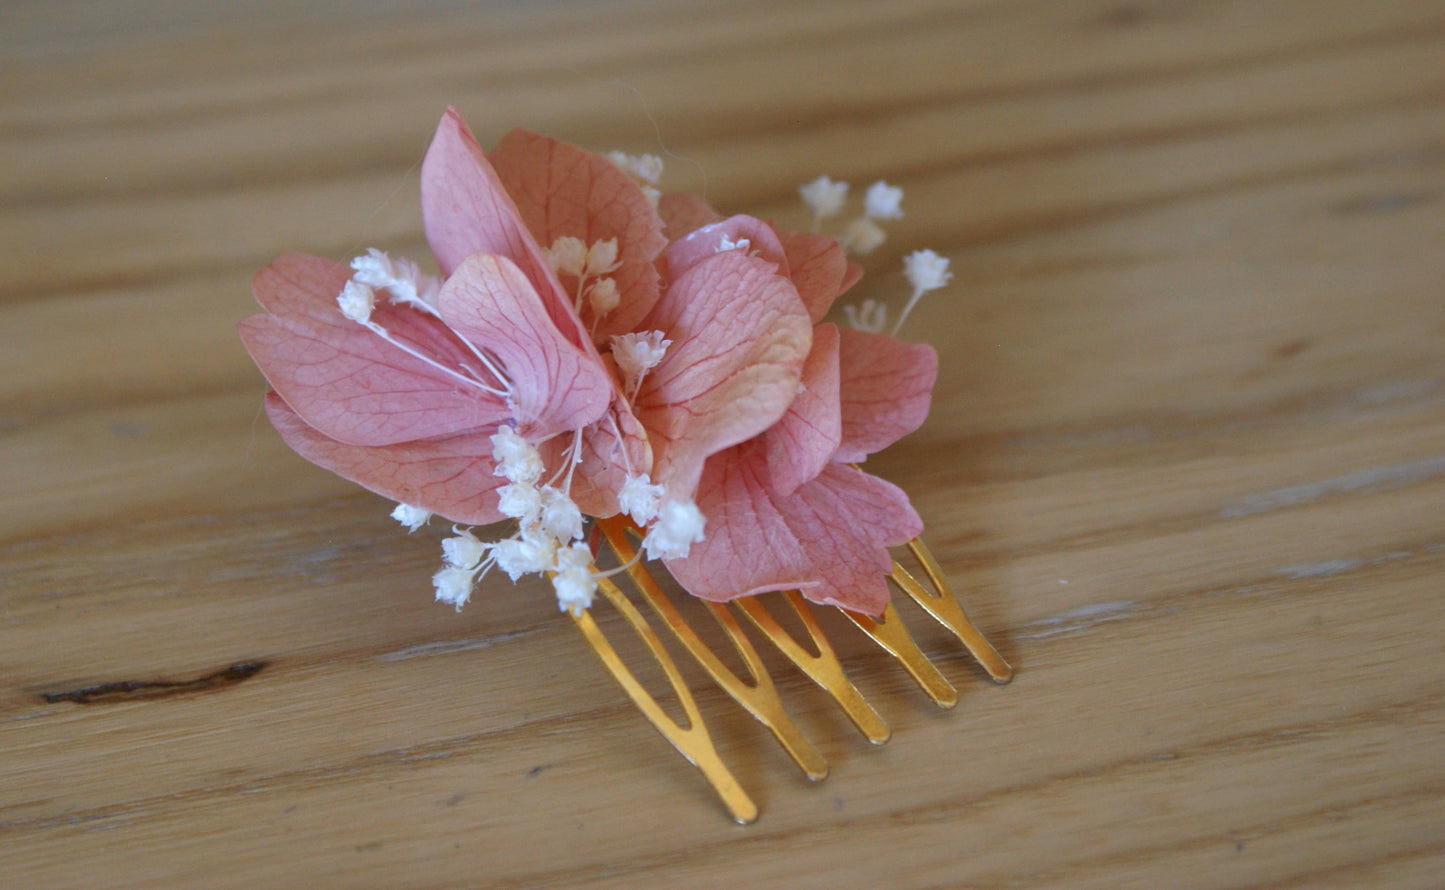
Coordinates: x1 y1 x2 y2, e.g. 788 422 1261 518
241 107 1010 822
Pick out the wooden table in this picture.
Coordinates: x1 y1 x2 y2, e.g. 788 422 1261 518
4 1 1443 886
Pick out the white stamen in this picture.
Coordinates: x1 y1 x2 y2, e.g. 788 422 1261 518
863 180 904 220
618 473 664 525
337 281 376 324
643 500 706 560
799 175 849 221
390 503 431 532
717 234 751 253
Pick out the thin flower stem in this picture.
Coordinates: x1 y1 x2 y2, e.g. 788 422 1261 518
363 321 509 398
891 286 926 336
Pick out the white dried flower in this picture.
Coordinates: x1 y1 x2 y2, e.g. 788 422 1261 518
491 427 544 485
799 175 849 220
538 486 585 543
586 238 620 275
551 542 598 613
588 277 620 316
496 483 543 523
863 180 904 220
618 473 664 525
491 535 556 581
717 234 751 253
350 248 440 310
390 503 431 532
643 500 706 560
607 151 664 184
337 280 376 324
441 529 489 570
840 218 887 255
903 249 953 293
546 236 588 277
611 330 671 392
432 565 475 610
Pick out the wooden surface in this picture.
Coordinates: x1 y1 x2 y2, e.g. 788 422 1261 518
4 1 1444 886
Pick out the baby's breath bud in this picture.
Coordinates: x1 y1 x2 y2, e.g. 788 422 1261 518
491 427 544 485
588 277 620 316
618 473 664 525
799 175 849 220
538 486 585 543
546 236 588 277
551 542 598 613
496 482 543 522
432 565 475 610
441 529 489 570
585 238 620 275
643 500 707 560
840 218 887 255
903 249 953 293
337 280 376 324
390 502 431 532
863 180 904 220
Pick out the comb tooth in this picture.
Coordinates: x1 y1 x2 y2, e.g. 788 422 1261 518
896 539 1014 684
734 592 891 745
596 518 828 781
843 602 958 709
573 575 758 824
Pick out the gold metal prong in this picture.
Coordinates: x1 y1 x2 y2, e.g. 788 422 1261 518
735 592 891 745
844 602 958 709
597 518 828 781
896 539 1014 684
572 576 758 824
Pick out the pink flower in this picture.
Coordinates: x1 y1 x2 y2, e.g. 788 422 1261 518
240 107 936 617
652 201 939 615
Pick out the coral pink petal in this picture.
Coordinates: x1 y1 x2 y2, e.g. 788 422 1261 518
437 253 613 440
240 253 509 447
772 227 852 323
634 251 812 500
765 322 842 496
657 192 723 240
265 394 505 525
834 328 938 462
420 108 592 352
667 445 922 615
490 129 667 342
665 215 789 282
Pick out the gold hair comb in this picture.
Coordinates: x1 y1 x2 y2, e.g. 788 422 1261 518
574 517 1010 824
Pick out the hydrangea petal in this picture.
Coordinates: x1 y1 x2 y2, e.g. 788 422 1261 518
489 129 668 342
665 215 788 282
764 322 842 496
437 253 614 440
420 108 592 353
771 227 852 323
634 251 812 500
834 328 938 462
264 393 505 525
666 444 922 615
657 192 722 241
239 253 510 446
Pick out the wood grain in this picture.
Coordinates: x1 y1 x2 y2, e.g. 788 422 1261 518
3 0 1443 886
